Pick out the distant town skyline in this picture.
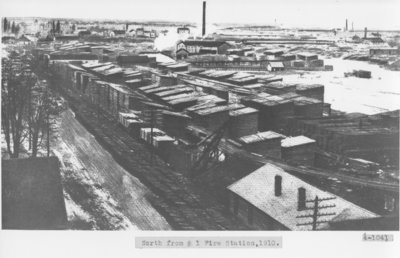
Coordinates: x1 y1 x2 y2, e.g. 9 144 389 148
1 0 400 30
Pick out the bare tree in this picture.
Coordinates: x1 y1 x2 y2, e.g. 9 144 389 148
1 56 35 158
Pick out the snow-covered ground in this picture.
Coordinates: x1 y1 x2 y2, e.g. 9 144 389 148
2 109 171 230
53 109 171 230
281 58 400 114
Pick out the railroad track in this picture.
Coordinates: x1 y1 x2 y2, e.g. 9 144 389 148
219 139 399 192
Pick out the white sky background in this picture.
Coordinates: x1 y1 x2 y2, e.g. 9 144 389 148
0 0 400 30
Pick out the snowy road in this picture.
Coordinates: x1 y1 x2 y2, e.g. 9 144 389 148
53 109 171 230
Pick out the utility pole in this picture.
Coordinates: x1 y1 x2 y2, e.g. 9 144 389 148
46 103 50 157
296 195 336 230
150 107 154 165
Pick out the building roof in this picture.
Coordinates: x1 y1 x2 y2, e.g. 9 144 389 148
2 157 68 229
82 61 110 68
183 40 229 48
194 104 244 116
264 49 285 55
281 135 316 148
155 87 193 98
240 131 286 144
162 110 191 119
100 67 124 76
162 92 197 102
166 63 190 69
227 163 379 230
229 107 259 117
125 78 142 84
269 62 285 68
296 83 324 91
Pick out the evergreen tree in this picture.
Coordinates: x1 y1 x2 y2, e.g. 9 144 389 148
3 17 8 32
52 20 56 33
56 20 61 33
11 21 15 34
15 24 21 35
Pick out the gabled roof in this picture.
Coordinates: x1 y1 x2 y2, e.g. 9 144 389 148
176 48 189 54
227 163 378 230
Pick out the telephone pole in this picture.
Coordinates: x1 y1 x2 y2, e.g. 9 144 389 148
297 195 336 230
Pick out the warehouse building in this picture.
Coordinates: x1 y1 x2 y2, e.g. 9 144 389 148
176 40 231 55
297 52 319 62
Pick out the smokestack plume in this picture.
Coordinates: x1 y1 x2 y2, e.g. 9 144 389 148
364 27 368 39
274 175 282 197
202 1 206 36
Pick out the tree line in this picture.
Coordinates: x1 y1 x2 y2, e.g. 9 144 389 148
50 20 62 34
2 18 21 35
1 50 61 158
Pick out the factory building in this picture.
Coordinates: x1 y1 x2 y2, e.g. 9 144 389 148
176 40 231 55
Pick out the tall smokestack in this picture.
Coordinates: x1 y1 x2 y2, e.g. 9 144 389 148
202 1 206 36
364 27 368 39
345 19 348 31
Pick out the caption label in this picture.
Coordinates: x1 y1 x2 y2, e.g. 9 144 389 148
136 236 282 248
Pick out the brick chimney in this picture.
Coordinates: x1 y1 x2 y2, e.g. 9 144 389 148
364 27 368 39
274 175 282 196
298 187 306 211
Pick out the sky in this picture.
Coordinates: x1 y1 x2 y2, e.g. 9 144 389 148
1 0 400 30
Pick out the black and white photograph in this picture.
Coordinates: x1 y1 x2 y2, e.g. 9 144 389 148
0 0 399 257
